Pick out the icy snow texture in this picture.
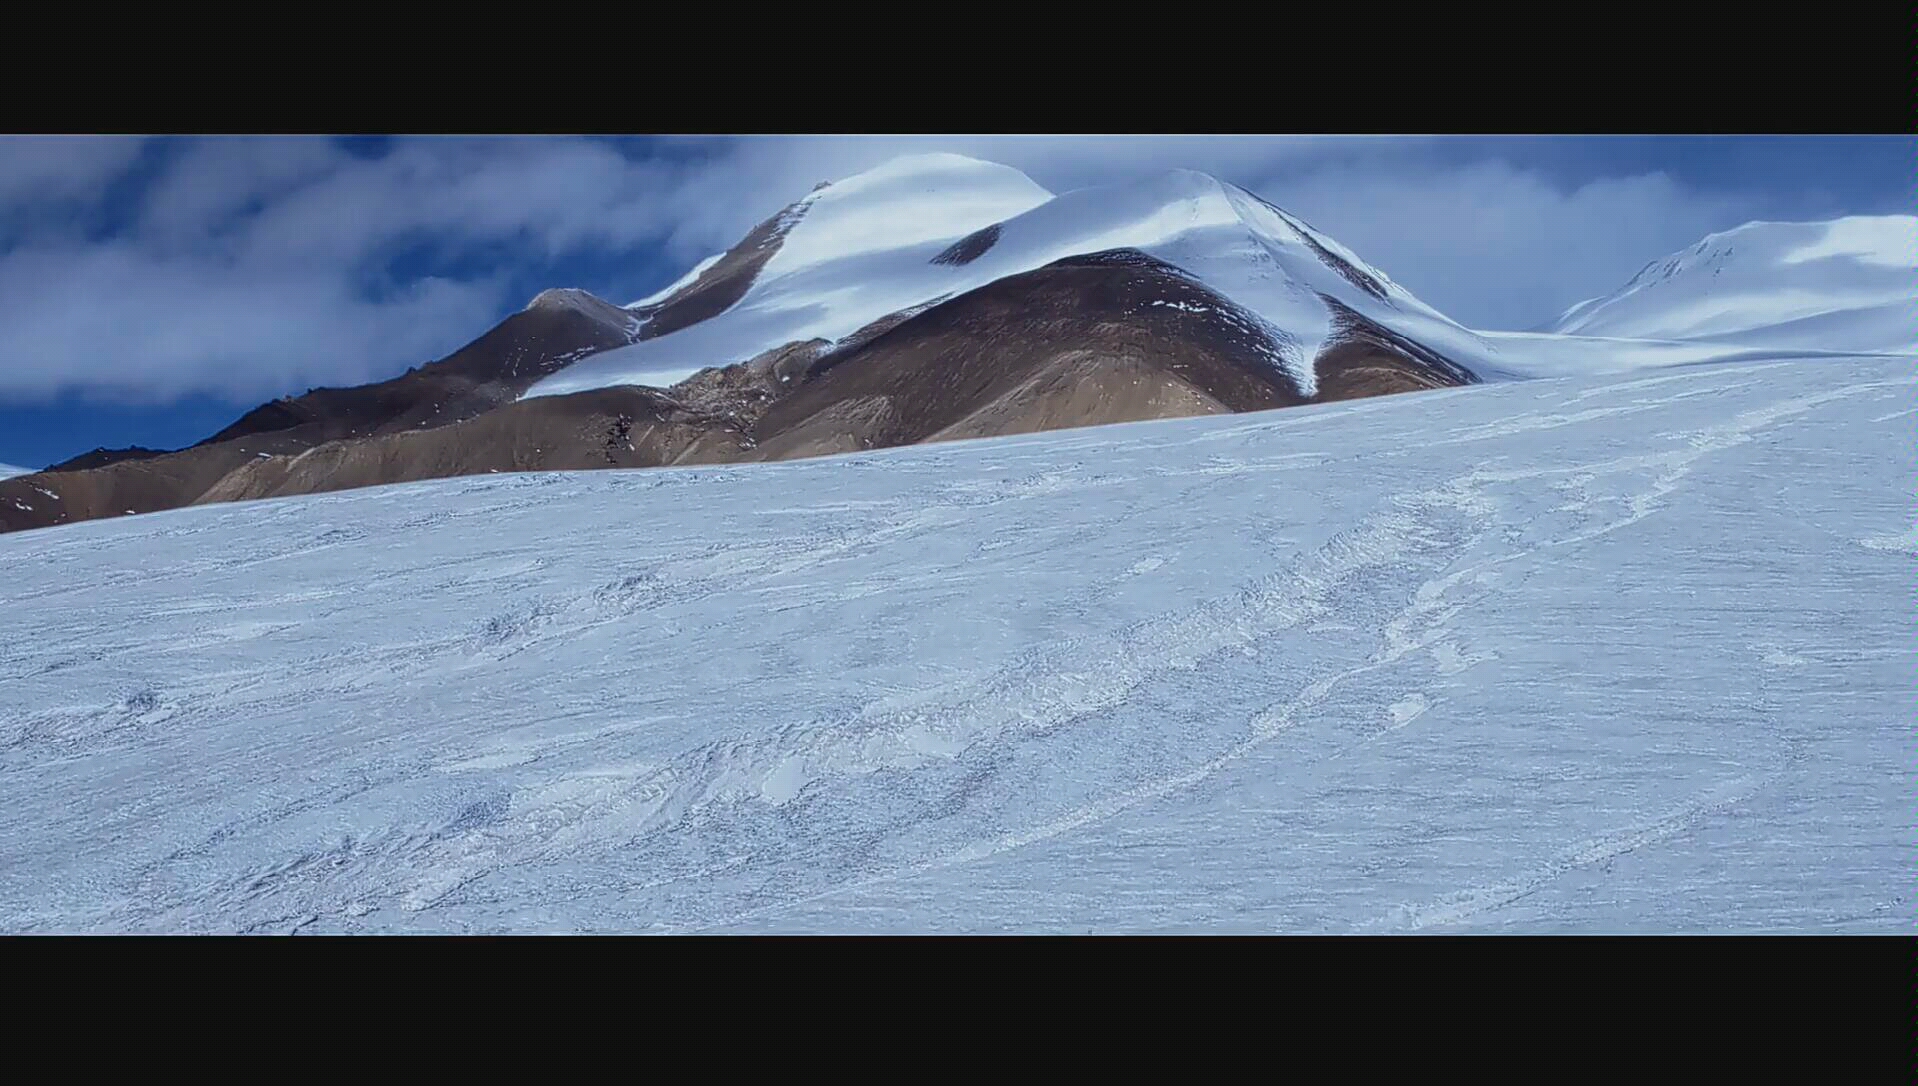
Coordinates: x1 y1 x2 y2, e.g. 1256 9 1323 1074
0 464 29 480
524 155 1493 400
1 354 1911 933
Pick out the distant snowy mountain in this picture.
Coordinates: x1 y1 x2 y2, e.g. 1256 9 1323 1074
0 464 29 481
1548 215 1917 353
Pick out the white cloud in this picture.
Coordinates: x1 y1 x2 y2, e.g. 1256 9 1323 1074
0 136 146 207
0 136 691 403
0 241 508 403
139 136 346 248
227 138 687 268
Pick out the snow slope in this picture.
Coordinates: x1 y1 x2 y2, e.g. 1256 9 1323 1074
526 155 1495 399
2 354 1910 933
627 252 723 309
1547 216 1917 353
0 464 29 480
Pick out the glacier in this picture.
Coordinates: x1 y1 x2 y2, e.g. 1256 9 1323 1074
1 352 1910 933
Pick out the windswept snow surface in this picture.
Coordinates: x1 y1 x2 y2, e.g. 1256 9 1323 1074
525 156 1494 399
2 354 1911 933
0 464 29 480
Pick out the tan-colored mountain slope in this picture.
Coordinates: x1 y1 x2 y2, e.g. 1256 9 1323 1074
197 386 750 503
0 440 276 530
0 291 645 533
204 287 641 450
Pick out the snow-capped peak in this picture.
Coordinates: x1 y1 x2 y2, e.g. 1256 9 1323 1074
527 156 1486 400
818 151 1045 196
762 153 1053 274
525 287 601 313
0 463 30 481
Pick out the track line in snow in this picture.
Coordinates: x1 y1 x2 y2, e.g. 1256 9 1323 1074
1360 774 1770 931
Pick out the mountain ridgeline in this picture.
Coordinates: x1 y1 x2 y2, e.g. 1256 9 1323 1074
3 155 1908 535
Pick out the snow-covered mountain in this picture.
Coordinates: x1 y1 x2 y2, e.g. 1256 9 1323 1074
2 154 1908 537
529 153 1493 398
2 150 1911 933
1548 215 1916 353
0 463 29 481
526 157 1912 398
0 154 1491 535
1 352 1908 932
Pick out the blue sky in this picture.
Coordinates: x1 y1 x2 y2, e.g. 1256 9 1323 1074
0 134 1910 470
